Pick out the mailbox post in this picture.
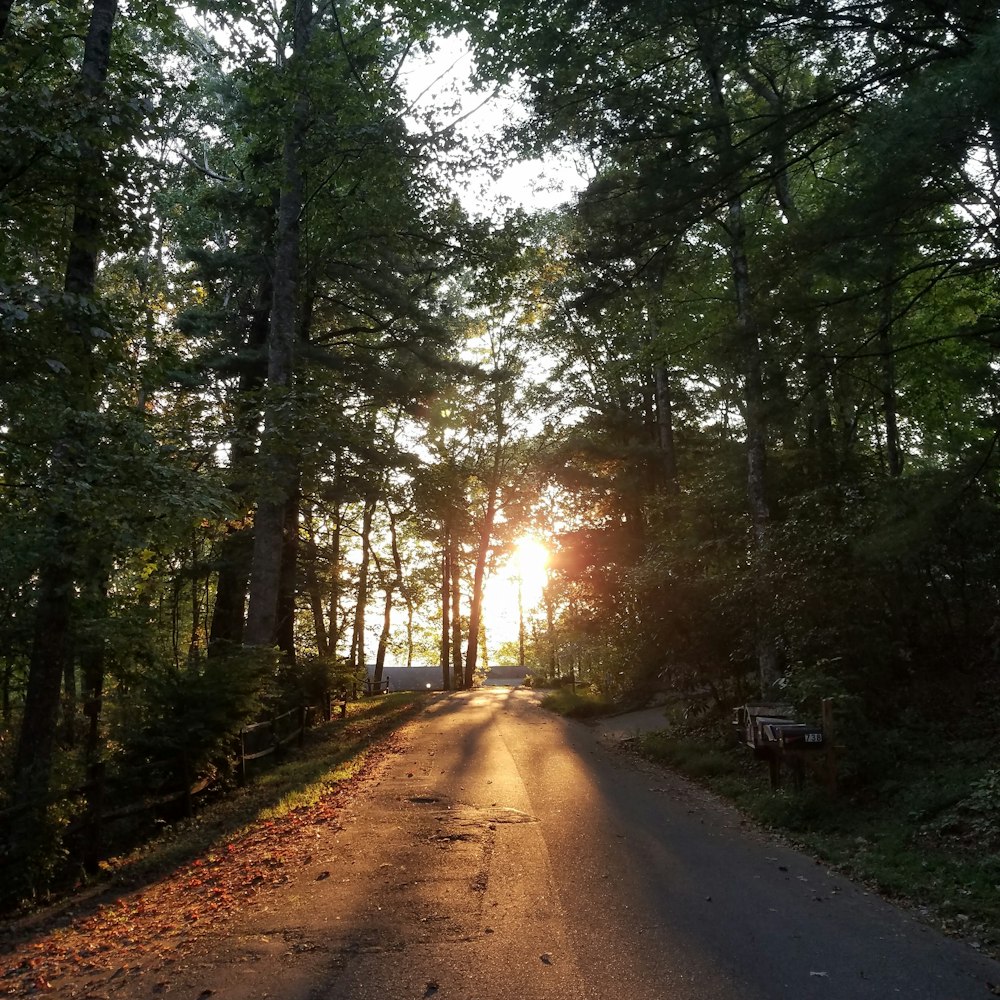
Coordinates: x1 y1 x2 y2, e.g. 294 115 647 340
733 702 826 790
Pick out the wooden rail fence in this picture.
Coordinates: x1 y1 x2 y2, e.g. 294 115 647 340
1 701 322 871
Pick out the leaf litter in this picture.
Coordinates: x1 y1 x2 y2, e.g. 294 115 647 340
0 733 408 997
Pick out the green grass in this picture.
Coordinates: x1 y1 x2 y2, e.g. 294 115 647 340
636 726 1000 955
540 687 613 718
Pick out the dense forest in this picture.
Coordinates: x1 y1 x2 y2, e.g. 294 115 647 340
2 0 998 905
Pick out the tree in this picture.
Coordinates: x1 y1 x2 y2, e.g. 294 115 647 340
12 0 121 805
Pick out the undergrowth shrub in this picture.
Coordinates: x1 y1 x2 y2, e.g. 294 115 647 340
540 688 612 718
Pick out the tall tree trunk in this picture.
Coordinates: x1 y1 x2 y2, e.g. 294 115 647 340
653 363 679 492
13 0 118 804
464 477 499 687
878 276 903 477
275 476 301 661
210 270 272 652
544 586 557 682
302 503 329 656
62 654 78 748
742 64 836 478
209 528 253 649
440 527 451 690
80 569 108 765
350 490 378 674
374 504 403 685
702 41 778 695
245 0 311 648
328 500 343 653
450 531 463 687
2 659 12 725
374 573 393 690
406 600 415 669
16 507 74 791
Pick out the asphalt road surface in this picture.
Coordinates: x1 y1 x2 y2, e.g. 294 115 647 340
151 688 1000 999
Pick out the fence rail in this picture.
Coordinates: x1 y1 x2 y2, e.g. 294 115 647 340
1 701 321 871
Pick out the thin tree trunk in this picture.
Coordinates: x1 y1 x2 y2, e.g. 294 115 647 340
2 659 12 725
406 601 415 669
545 586 557 682
653 363 679 492
350 490 378 674
302 503 329 655
80 570 108 765
275 476 301 662
328 500 343 653
62 652 78 748
373 580 393 688
440 529 451 690
373 504 404 685
450 531 463 687
464 480 498 687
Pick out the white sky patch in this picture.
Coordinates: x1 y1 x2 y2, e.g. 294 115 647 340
399 31 587 218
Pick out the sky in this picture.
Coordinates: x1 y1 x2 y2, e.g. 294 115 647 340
398 31 588 218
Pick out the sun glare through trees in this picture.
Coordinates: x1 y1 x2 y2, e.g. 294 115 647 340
484 536 549 652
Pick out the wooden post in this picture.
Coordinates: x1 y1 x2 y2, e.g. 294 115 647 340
82 760 106 874
272 714 282 761
181 751 193 817
298 704 306 747
768 750 781 790
238 729 247 785
822 697 838 794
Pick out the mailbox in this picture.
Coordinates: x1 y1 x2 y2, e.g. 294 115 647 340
733 703 826 789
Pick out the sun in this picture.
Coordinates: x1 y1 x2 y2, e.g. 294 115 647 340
512 536 549 588
484 535 550 650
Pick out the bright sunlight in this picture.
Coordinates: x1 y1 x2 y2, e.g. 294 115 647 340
484 535 550 652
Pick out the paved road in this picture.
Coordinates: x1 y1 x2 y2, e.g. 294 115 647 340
151 688 999 999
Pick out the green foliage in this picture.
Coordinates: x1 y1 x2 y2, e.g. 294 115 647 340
122 649 276 791
639 732 738 783
276 655 364 707
1 801 73 911
540 687 612 718
924 769 1000 853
